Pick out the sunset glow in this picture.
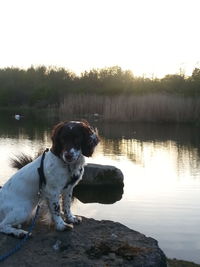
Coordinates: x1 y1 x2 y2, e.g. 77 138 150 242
0 0 200 77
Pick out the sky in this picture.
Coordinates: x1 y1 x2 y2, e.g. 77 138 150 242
0 0 200 77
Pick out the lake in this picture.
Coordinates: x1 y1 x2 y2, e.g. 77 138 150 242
0 111 200 264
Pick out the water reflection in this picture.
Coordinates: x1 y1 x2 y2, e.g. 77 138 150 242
96 122 200 178
97 121 200 148
74 185 123 204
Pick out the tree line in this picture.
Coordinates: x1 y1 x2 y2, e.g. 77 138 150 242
0 65 200 107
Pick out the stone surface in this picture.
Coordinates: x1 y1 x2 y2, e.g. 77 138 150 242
81 163 124 186
0 217 167 267
74 163 124 204
167 258 200 266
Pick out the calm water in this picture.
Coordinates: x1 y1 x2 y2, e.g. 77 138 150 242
0 112 200 263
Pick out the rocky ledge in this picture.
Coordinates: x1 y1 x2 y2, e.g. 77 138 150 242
0 217 167 267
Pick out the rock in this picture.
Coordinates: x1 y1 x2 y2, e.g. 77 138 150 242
52 240 62 251
80 163 124 186
167 258 200 266
0 217 167 267
74 164 124 204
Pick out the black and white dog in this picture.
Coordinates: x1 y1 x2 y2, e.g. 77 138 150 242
0 120 99 238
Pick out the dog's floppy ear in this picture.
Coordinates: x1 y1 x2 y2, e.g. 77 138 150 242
51 121 66 156
80 121 99 157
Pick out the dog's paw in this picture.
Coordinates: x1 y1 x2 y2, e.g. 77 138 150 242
18 231 32 239
55 221 73 231
16 224 22 229
13 229 30 239
65 215 82 224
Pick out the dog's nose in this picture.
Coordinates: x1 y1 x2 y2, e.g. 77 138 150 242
64 152 73 161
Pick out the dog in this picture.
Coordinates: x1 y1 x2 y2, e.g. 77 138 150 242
0 120 99 238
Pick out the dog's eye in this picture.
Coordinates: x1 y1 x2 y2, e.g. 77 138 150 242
60 135 69 143
74 138 81 147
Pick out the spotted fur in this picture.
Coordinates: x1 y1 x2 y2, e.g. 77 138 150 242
0 120 99 238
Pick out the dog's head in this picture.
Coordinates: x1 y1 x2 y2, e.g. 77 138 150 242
51 120 99 163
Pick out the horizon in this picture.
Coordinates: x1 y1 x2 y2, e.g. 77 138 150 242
0 0 200 78
0 64 197 79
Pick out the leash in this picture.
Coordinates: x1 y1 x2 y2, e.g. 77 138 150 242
37 148 49 189
0 204 40 262
0 148 49 262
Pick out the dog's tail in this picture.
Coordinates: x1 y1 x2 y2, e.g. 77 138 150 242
10 153 35 170
11 149 44 170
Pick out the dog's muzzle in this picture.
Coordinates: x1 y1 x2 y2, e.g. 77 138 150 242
62 148 81 163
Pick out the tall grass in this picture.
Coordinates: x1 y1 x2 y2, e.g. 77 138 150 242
59 93 200 123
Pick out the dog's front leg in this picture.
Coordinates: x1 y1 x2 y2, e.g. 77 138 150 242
45 191 73 231
63 184 82 224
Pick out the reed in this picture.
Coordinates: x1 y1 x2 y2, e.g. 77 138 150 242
59 93 200 123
